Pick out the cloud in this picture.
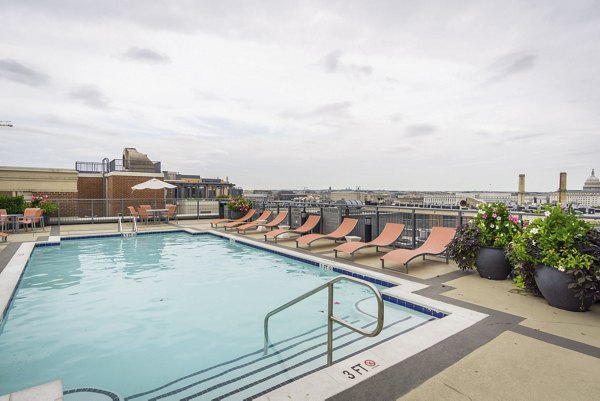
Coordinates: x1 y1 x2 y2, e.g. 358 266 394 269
484 53 537 84
0 59 49 86
280 101 353 121
69 85 110 108
390 113 403 123
322 50 372 77
122 47 170 64
404 124 437 137
310 101 353 117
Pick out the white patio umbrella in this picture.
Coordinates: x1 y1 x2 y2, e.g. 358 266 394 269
131 178 176 191
131 179 176 204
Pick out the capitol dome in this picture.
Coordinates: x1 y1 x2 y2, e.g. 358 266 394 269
583 169 600 192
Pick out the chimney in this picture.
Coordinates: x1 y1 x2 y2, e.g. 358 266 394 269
558 172 567 204
518 174 525 205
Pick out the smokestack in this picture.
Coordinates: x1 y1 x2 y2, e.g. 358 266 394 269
559 172 567 204
518 174 525 205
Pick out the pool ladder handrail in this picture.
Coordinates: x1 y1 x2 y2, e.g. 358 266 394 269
263 275 384 366
118 214 138 236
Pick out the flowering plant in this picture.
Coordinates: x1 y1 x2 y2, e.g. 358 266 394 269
29 194 58 215
448 202 521 270
507 204 600 301
226 196 252 213
30 194 49 207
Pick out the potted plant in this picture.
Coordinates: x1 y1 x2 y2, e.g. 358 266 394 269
448 202 521 280
226 196 252 220
30 194 58 226
507 204 600 312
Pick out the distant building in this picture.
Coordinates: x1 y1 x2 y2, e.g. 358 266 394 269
549 169 600 207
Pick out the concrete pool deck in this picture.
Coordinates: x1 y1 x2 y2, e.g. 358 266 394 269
1 219 598 401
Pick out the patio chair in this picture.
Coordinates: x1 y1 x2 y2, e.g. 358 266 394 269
127 206 139 220
236 211 288 234
18 208 43 231
333 223 405 260
224 210 271 231
296 218 358 250
210 209 256 228
0 209 7 241
0 209 8 231
264 215 321 242
380 227 457 273
165 204 178 222
137 206 152 224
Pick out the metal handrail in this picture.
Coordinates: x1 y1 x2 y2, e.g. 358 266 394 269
117 215 123 233
132 215 138 233
263 276 384 366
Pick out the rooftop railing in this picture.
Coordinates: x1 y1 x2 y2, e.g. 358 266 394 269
75 159 162 174
43 199 600 250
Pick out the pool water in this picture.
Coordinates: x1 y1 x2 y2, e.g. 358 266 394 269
0 233 435 399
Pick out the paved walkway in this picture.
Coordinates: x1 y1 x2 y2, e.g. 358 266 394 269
1 219 598 401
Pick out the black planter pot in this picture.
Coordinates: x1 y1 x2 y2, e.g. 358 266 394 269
228 210 245 220
534 265 594 312
476 246 512 280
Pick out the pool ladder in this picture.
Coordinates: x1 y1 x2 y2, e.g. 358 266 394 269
263 276 384 367
118 214 138 237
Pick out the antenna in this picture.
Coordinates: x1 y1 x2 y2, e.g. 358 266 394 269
0 121 13 127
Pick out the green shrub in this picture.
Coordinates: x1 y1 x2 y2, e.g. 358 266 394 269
0 195 26 214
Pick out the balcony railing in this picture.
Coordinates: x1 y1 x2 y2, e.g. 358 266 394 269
75 159 162 174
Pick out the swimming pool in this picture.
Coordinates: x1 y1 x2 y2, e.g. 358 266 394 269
0 232 447 400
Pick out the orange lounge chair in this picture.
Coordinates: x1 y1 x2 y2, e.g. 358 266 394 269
264 215 321 242
333 223 405 260
236 211 288 234
224 210 272 231
380 227 456 273
210 209 256 228
296 218 358 250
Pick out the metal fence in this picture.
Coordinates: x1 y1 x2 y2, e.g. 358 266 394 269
255 201 600 249
50 198 220 224
47 199 600 249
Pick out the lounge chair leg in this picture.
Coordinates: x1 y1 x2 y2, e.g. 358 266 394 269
404 263 409 274
381 260 385 269
445 251 449 264
334 250 337 258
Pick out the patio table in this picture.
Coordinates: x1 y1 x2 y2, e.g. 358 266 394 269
4 214 23 233
148 209 168 224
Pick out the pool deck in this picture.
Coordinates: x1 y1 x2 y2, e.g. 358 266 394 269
1 220 599 401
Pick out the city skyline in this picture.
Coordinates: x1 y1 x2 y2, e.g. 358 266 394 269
1 1 599 192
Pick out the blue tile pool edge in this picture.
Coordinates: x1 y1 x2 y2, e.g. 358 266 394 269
207 231 448 319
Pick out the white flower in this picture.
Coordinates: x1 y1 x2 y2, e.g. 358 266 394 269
530 228 539 235
544 211 551 217
558 266 565 272
532 240 536 245
497 217 501 221
490 224 495 228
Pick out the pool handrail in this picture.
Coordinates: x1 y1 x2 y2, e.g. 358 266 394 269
263 275 384 366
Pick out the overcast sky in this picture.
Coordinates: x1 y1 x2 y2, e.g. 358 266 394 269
0 1 598 191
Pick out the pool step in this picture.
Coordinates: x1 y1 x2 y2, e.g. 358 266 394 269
123 309 427 401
